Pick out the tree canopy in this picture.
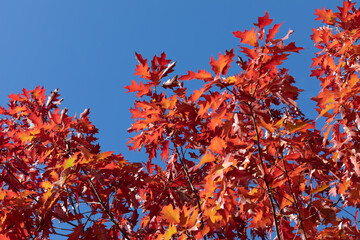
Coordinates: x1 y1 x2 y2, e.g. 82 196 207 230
1 1 360 239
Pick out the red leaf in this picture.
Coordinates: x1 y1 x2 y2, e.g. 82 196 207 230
179 69 213 82
233 28 258 47
209 49 235 76
266 23 282 42
315 7 337 25
160 141 170 161
124 80 151 97
134 53 151 79
256 11 273 29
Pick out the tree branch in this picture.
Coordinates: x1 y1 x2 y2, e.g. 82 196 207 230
280 154 308 240
176 147 207 240
248 103 281 239
81 168 130 240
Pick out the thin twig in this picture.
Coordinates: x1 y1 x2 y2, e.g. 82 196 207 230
81 168 130 240
248 103 281 239
176 147 207 240
280 153 308 240
68 194 84 232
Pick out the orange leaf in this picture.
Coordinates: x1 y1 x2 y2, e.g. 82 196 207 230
209 107 227 130
196 151 216 169
205 205 222 224
124 80 152 98
323 124 333 145
134 53 150 79
266 23 282 42
209 49 235 76
162 204 180 224
190 89 204 102
179 70 213 82
309 184 331 196
287 120 314 134
233 28 258 47
208 136 226 155
315 7 337 25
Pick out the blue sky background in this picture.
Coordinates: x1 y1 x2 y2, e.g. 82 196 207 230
0 0 341 162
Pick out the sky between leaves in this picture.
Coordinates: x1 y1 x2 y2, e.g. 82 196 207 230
0 0 341 163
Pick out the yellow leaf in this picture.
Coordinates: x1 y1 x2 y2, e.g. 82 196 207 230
310 184 331 196
162 204 180 224
96 151 114 161
224 76 237 84
63 157 76 170
164 224 177 240
274 116 285 128
287 120 313 133
41 181 53 190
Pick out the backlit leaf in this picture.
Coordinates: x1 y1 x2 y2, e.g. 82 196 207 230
162 204 180 224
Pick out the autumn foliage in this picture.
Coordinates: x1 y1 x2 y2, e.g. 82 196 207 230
1 1 360 239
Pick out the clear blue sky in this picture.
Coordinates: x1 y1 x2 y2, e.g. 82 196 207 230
0 0 340 162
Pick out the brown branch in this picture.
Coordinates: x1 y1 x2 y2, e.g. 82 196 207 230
248 103 281 239
81 168 130 240
280 154 308 240
68 194 83 231
176 147 207 240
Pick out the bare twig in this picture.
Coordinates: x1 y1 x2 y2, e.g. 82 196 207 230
81 168 130 240
280 153 308 240
176 147 207 240
248 103 281 239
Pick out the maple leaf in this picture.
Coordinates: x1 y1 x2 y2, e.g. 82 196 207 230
134 57 151 79
124 80 152 97
179 69 213 82
315 7 337 25
255 11 273 29
160 141 170 161
196 151 216 169
162 224 177 240
162 204 180 224
233 28 258 47
266 23 282 42
208 136 226 155
63 156 76 170
209 49 235 76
